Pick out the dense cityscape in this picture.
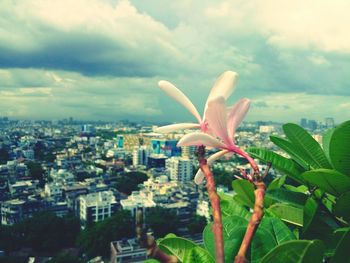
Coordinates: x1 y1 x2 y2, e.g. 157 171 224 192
0 116 336 262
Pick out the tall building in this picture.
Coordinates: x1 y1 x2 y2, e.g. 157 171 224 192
117 135 124 148
151 139 181 157
181 146 196 158
79 191 118 228
300 118 308 128
132 146 151 166
166 157 193 183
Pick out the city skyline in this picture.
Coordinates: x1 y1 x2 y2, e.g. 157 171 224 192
1 0 350 123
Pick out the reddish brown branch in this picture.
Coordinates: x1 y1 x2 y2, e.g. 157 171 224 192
234 182 266 263
234 162 271 263
198 146 225 263
136 209 178 263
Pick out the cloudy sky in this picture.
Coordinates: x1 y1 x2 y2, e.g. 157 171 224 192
0 0 349 123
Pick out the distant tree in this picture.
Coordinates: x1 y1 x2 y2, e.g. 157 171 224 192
146 207 181 238
26 161 45 185
112 171 148 195
0 147 10 164
187 215 207 234
77 210 134 258
0 213 80 254
48 252 83 263
213 168 237 190
16 213 80 253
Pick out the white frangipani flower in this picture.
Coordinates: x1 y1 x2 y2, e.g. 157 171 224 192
156 71 238 133
178 96 253 184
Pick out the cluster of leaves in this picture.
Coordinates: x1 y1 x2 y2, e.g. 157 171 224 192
145 207 182 238
110 171 148 195
0 213 80 254
145 121 350 262
76 210 134 258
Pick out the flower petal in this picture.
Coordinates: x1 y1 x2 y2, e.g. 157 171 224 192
155 123 200 133
204 71 238 116
205 97 231 146
227 98 250 141
159 80 202 123
177 132 226 148
194 150 229 184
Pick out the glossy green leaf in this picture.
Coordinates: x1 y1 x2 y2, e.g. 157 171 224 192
330 228 350 263
247 147 305 183
260 216 296 244
334 191 350 222
303 197 319 233
250 226 277 263
232 180 255 208
144 260 160 263
218 193 251 220
267 175 286 191
270 135 309 169
261 240 325 263
183 246 215 263
302 169 350 196
283 123 332 169
268 203 303 226
284 184 308 193
322 127 335 165
328 120 350 175
265 188 308 208
158 237 197 262
203 215 247 263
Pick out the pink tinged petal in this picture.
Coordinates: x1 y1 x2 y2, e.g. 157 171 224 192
204 71 238 116
205 97 232 146
227 98 250 142
155 123 200 133
177 132 226 148
158 80 202 123
194 150 229 184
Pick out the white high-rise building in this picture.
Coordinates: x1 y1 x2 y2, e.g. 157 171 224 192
166 157 193 183
132 146 151 166
79 191 118 228
181 146 196 158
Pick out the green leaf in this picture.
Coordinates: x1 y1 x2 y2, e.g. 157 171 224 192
144 260 160 263
265 188 308 208
183 246 215 263
247 147 305 184
260 216 296 244
334 191 350 222
232 180 255 208
270 136 310 169
283 123 332 169
267 175 286 191
218 193 251 220
261 240 325 263
303 197 319 233
328 120 350 175
302 169 350 196
250 226 277 263
284 184 308 193
203 215 247 263
322 127 335 165
268 203 303 226
330 228 350 263
158 237 197 262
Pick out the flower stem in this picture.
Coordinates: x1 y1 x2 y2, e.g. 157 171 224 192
234 181 266 263
198 146 225 263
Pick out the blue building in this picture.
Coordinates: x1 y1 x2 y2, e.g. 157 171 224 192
117 135 124 148
151 139 181 157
